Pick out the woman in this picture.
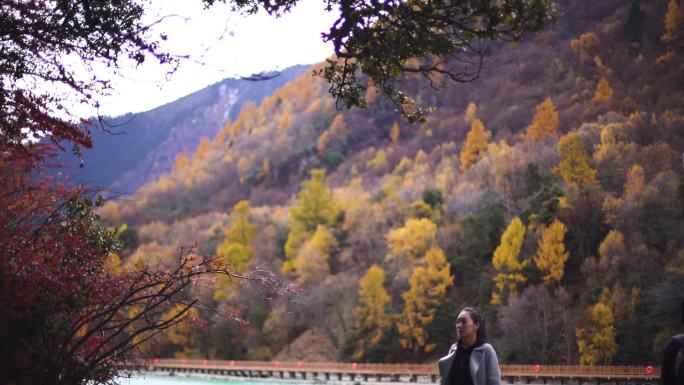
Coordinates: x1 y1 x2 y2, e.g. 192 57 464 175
438 307 501 385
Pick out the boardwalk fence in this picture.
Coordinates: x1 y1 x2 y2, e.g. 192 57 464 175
146 359 660 385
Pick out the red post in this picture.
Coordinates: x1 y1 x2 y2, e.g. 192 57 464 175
646 365 654 375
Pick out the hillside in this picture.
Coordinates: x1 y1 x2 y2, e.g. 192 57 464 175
56 65 308 194
102 0 684 365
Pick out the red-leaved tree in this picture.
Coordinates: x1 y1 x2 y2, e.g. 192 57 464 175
0 2 303 384
0 146 295 385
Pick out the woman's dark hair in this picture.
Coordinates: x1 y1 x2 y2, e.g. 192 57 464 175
680 297 684 326
462 307 487 340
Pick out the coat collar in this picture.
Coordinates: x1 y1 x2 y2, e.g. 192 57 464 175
441 341 487 362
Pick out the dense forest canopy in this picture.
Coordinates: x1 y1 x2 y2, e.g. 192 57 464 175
2 0 684 384
101 0 684 366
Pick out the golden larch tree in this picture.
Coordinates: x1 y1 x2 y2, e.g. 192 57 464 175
460 118 490 171
534 219 570 284
624 164 646 203
214 200 258 301
662 0 682 44
491 217 528 305
570 32 600 62
293 225 337 287
592 78 613 104
526 97 559 141
598 230 627 271
224 200 257 251
163 305 201 359
554 132 598 187
368 149 388 170
397 247 453 354
289 169 339 231
576 302 618 365
193 137 211 162
464 102 477 124
386 218 437 266
230 102 257 136
352 265 392 361
283 169 339 273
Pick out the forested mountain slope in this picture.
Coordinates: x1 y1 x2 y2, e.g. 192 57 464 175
102 0 684 365
57 66 307 193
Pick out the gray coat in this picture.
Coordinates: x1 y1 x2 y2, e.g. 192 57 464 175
438 342 501 385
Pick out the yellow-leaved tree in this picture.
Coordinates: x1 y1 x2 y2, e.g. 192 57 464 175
534 219 570 284
598 230 627 272
164 305 201 359
464 102 477 124
570 32 600 62
576 302 618 365
526 97 559 141
214 200 257 301
491 217 528 305
193 137 211 162
293 225 338 286
351 265 393 361
554 132 598 187
460 118 490 171
386 218 438 266
662 0 682 44
591 78 613 104
397 247 453 355
224 200 257 251
624 164 646 202
283 169 339 274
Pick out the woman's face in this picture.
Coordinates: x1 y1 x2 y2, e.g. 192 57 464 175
456 310 479 340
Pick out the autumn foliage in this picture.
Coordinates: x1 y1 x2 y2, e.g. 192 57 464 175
397 247 453 355
526 97 559 141
534 220 570 284
9 0 682 370
460 119 490 171
491 217 528 305
350 265 392 361
0 146 292 384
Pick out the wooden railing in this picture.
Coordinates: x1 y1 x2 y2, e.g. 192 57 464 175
149 359 660 379
501 364 659 378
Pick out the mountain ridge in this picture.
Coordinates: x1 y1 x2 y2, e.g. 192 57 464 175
57 65 309 193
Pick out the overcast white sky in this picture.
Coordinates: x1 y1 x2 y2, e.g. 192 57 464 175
88 0 336 117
